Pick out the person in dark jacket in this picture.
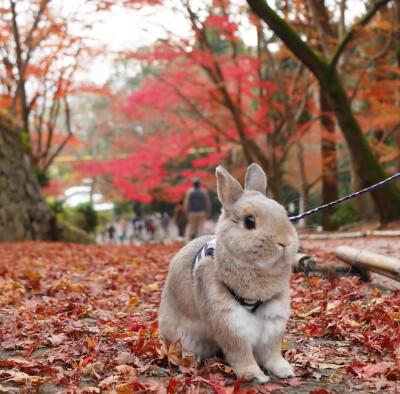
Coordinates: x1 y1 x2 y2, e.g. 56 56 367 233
183 178 211 240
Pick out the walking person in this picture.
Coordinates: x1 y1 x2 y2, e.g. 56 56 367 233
184 178 211 240
106 223 116 244
119 218 127 244
131 215 141 241
161 212 170 240
173 198 187 239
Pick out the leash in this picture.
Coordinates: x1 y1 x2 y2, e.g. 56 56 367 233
289 172 400 222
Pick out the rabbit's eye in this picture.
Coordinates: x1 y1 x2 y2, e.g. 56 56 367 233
244 215 256 229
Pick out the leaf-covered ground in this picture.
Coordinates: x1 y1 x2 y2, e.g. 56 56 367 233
0 239 399 393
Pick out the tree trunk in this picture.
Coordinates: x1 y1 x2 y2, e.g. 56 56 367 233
250 133 282 202
320 90 338 229
396 0 400 187
271 152 283 203
350 159 371 220
0 113 52 241
397 130 400 188
297 141 312 228
266 169 282 202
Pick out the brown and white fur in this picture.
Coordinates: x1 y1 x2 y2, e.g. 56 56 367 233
158 163 298 383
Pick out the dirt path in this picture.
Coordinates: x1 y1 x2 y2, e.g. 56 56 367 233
0 240 399 393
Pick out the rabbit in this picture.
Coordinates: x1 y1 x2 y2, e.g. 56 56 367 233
158 163 298 383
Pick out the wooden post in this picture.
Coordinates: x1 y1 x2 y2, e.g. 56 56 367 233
336 246 400 281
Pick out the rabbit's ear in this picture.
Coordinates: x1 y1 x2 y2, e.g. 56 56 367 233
245 163 267 194
216 166 243 210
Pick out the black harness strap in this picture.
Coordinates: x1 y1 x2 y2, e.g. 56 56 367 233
224 283 263 313
192 238 264 314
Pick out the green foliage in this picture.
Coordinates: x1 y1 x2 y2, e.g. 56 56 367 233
57 208 85 233
204 29 231 55
46 197 102 237
329 201 359 228
75 203 99 233
56 219 95 244
281 184 300 215
140 203 154 217
114 201 134 219
32 165 50 187
19 132 31 152
208 190 220 218
298 110 312 124
96 211 113 234
47 197 65 214
150 200 177 216
308 193 323 225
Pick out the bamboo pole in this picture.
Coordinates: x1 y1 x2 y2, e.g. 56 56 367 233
299 230 400 240
335 246 400 281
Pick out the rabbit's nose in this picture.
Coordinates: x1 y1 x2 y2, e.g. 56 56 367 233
277 241 286 248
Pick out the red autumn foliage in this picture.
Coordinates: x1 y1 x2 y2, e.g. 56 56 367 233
0 238 399 392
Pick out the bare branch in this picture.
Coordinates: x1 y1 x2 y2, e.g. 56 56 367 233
9 0 24 113
329 0 391 71
382 121 400 142
247 0 327 81
349 25 393 103
43 98 72 171
306 0 332 58
186 3 255 164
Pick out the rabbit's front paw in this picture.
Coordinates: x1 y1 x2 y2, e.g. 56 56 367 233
236 365 270 383
265 357 294 379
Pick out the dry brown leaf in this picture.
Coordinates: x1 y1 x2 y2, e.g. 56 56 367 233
116 364 136 375
101 327 117 337
210 362 234 374
295 306 322 318
5 372 50 384
99 375 119 387
47 333 68 346
160 340 183 366
320 363 343 370
328 369 344 384
147 283 159 291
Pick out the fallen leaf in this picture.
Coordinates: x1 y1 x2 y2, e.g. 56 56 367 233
47 333 68 346
116 364 136 374
319 363 342 370
6 372 50 384
284 377 305 387
143 378 167 393
257 383 283 392
147 283 159 291
159 340 183 366
362 362 389 378
310 388 332 394
295 306 322 318
210 362 235 374
99 375 119 387
328 369 343 383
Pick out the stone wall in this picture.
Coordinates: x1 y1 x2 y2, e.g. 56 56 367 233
0 113 52 241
